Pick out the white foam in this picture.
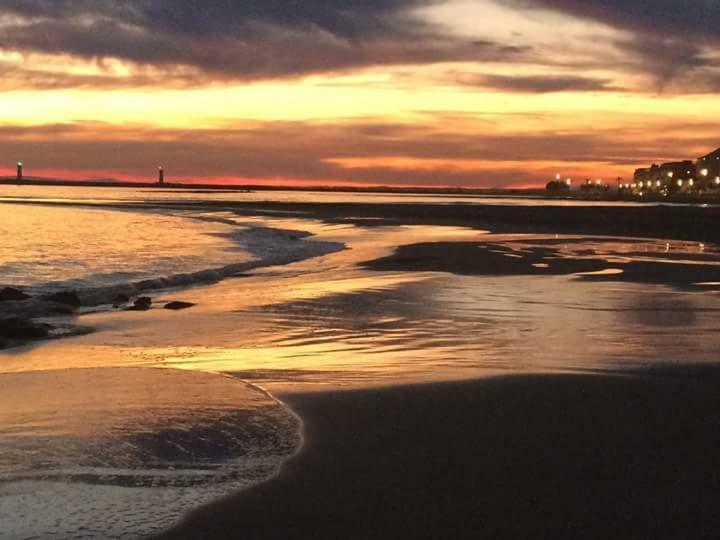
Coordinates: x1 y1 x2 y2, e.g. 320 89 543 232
0 368 301 539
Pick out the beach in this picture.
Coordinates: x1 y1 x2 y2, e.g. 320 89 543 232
158 369 720 539
1 187 720 539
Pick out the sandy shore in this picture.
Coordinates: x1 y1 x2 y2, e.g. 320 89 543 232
156 367 720 539
363 239 720 289
219 201 720 244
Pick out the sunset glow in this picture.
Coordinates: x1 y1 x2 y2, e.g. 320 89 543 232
1 1 719 187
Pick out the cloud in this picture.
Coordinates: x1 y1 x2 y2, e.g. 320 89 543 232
452 72 622 93
499 0 719 90
1 117 716 187
501 0 720 38
0 1 525 85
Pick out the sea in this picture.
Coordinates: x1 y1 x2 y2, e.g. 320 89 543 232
1 185 719 539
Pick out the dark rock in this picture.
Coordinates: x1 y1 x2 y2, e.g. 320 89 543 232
0 287 30 302
0 318 52 340
127 297 152 311
164 301 196 311
45 291 81 308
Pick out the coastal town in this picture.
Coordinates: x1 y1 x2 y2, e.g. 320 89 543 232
547 147 720 199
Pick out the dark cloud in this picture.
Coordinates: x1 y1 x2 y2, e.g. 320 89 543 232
453 73 622 93
0 1 525 84
501 0 720 90
503 0 720 38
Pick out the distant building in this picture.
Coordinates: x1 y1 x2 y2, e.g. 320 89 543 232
16 161 22 183
658 161 696 192
633 167 650 187
627 147 720 197
634 164 660 185
545 179 570 194
696 148 720 188
158 167 165 185
580 178 610 194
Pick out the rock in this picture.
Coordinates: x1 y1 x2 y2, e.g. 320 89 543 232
0 318 52 340
127 297 152 311
0 287 30 302
45 291 81 308
164 301 196 311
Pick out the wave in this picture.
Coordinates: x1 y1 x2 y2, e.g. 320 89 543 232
61 225 344 307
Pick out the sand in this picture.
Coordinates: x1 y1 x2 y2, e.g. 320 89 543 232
221 201 720 244
156 368 720 539
363 240 720 289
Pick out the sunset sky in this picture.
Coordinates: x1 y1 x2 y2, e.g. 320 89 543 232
1 0 719 188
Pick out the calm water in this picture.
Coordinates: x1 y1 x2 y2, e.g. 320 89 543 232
1 185 719 538
0 204 255 293
0 184 654 206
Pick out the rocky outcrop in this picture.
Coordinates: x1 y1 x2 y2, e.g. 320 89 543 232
164 301 196 311
0 318 52 340
128 297 153 311
0 287 30 302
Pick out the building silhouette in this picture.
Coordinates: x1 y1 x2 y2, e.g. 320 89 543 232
16 162 22 183
631 160 696 194
158 166 165 185
696 148 720 187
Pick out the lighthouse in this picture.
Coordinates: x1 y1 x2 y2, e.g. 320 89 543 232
158 166 165 186
16 162 23 183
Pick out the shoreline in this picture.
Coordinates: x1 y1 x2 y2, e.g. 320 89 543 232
156 367 720 539
5 196 720 244
4 178 720 206
0 215 345 350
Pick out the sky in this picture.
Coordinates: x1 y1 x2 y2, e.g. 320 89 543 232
1 0 719 188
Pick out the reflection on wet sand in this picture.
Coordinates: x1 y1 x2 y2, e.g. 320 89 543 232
3 222 719 392
0 368 299 539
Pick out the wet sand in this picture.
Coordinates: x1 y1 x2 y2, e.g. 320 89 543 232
363 239 720 289
157 368 720 539
220 201 720 244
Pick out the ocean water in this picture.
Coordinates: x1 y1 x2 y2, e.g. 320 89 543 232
0 368 300 539
0 204 257 293
2 185 720 538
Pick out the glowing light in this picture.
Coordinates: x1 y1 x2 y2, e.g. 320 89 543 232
668 172 674 178
715 177 720 185
639 181 644 188
677 179 683 187
701 168 709 177
689 179 694 186
656 180 661 187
